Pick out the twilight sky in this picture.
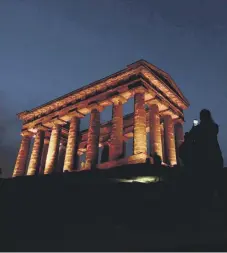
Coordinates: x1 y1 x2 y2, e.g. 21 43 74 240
0 0 227 177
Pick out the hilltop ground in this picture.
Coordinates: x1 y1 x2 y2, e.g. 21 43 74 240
0 164 226 251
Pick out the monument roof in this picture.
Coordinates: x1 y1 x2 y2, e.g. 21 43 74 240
18 59 189 121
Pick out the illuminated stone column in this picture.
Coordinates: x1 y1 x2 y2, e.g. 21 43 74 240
57 142 66 173
44 124 61 174
163 115 177 166
109 100 123 160
85 108 101 170
133 91 147 155
63 117 80 172
13 133 32 177
149 104 163 160
175 121 184 165
27 130 45 176
39 139 49 174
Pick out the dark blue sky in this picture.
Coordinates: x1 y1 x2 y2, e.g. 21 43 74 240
0 0 227 177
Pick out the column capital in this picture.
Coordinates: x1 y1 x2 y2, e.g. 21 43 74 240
21 130 34 138
48 121 62 128
147 102 161 111
27 127 38 134
147 94 162 103
32 128 45 139
173 118 184 125
65 108 85 120
161 113 173 121
146 98 162 108
89 102 104 112
50 116 67 126
111 95 127 105
164 113 173 118
133 86 146 95
59 108 85 122
35 123 50 132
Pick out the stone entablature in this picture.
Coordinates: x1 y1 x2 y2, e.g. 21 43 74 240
13 59 189 177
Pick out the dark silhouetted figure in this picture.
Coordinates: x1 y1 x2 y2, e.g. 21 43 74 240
188 109 223 170
180 109 223 233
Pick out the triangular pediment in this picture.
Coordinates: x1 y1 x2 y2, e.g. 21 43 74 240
127 59 189 106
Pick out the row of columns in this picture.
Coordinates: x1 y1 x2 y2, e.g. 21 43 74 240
13 91 184 177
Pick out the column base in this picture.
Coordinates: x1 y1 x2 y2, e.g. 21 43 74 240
96 153 148 170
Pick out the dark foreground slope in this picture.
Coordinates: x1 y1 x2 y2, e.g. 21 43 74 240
0 164 226 251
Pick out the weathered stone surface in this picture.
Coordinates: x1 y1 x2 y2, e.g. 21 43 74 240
39 139 49 174
13 134 31 177
63 117 80 172
163 115 177 166
44 124 61 174
149 104 163 160
109 101 123 160
133 93 147 155
27 130 45 176
85 109 100 170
